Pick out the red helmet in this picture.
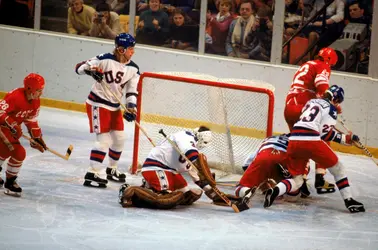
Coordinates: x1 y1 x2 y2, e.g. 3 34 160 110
318 48 338 66
24 73 45 99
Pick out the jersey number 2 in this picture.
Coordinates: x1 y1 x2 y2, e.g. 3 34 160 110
293 64 309 85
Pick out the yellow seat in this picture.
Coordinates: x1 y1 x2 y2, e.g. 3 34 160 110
119 15 139 34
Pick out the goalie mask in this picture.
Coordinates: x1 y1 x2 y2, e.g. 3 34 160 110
194 126 212 149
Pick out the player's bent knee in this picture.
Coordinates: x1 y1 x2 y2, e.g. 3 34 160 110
327 161 346 177
120 185 185 209
12 145 26 161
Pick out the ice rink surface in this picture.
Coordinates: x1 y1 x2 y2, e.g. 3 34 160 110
0 107 378 250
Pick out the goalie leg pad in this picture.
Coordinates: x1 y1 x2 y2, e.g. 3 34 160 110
120 185 185 209
179 188 203 205
195 153 216 187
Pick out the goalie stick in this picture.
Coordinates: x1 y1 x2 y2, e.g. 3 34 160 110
22 134 73 161
337 116 378 166
158 129 240 213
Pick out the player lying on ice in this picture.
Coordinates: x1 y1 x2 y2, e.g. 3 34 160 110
119 126 241 209
0 73 47 197
233 133 312 212
263 85 365 213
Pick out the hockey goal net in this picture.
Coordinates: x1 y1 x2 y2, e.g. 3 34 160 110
131 72 275 174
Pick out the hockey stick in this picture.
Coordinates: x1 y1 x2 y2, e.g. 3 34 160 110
158 129 240 213
216 181 239 187
337 117 378 166
0 128 14 151
22 134 73 161
99 81 156 147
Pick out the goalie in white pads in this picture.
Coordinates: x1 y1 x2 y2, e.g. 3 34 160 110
75 33 139 188
264 85 365 213
119 126 239 209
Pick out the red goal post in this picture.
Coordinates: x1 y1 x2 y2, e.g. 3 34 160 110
131 72 275 174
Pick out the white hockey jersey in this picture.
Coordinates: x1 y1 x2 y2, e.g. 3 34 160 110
290 98 339 141
142 131 199 173
75 53 140 111
241 134 289 169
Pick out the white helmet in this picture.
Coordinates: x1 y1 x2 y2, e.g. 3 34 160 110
193 126 212 149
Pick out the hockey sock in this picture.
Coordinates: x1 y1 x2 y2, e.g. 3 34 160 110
109 131 125 167
328 162 352 199
6 157 23 178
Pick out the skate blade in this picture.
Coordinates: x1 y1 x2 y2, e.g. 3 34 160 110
316 187 336 194
83 180 107 188
107 175 126 183
4 189 21 197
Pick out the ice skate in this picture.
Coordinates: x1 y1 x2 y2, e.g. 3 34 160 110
345 198 365 213
315 174 335 194
300 179 311 198
83 172 108 188
234 186 257 212
106 167 126 182
264 186 279 208
4 176 22 197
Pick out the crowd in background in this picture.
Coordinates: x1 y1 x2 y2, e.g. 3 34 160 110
0 0 374 74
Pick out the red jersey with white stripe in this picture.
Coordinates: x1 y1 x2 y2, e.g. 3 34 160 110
0 88 41 131
290 98 338 141
142 131 199 173
286 60 331 104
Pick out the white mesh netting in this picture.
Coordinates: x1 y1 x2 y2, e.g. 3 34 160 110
133 72 275 174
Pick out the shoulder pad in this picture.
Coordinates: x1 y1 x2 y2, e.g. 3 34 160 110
328 105 338 120
127 60 140 74
96 53 117 61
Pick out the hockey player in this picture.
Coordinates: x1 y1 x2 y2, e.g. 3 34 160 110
284 47 339 194
264 85 365 213
119 126 238 209
235 134 310 212
0 73 47 197
75 33 139 188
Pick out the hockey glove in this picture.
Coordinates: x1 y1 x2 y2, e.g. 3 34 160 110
4 117 22 139
29 128 47 153
30 137 47 153
123 103 137 122
345 133 360 145
335 104 342 114
84 69 103 83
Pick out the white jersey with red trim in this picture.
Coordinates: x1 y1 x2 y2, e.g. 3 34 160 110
290 98 338 141
241 134 289 169
141 131 199 173
75 53 140 111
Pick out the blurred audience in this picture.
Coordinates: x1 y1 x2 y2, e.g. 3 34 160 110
136 0 170 46
225 0 257 58
206 0 235 55
163 8 199 51
67 0 95 35
0 0 34 28
89 2 123 39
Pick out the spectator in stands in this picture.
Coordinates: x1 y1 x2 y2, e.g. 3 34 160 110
346 1 372 25
89 2 123 39
245 3 273 61
225 0 257 58
160 0 196 13
301 0 345 59
67 0 95 36
163 8 199 51
0 0 33 28
206 0 235 55
136 0 169 46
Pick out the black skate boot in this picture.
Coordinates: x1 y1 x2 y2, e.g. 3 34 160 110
83 172 108 188
106 167 126 182
344 198 365 213
4 176 22 197
0 166 4 187
264 186 279 208
315 173 336 194
234 186 257 212
299 179 311 198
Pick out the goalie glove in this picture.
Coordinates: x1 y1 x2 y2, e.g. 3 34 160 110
84 68 104 83
123 103 137 122
29 128 47 153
